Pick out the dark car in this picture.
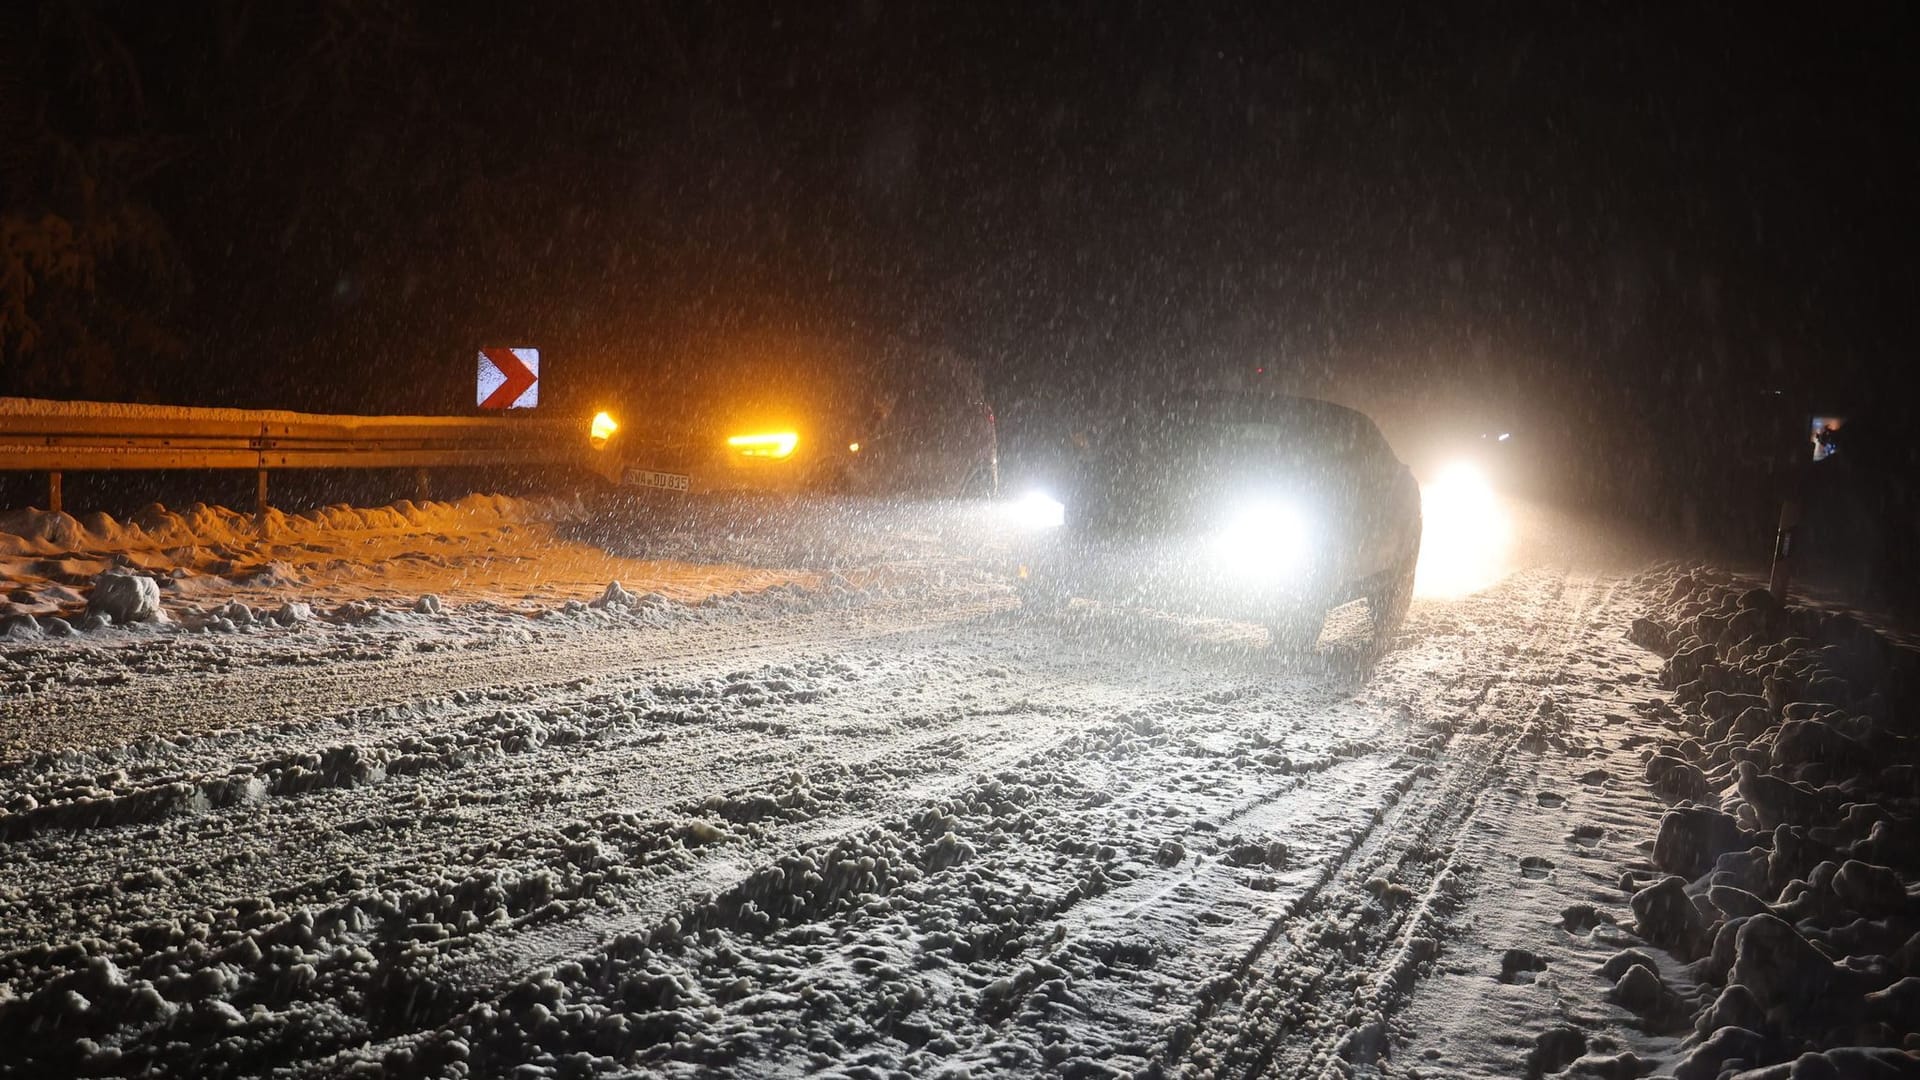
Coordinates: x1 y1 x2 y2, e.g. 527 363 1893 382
1008 392 1421 650
585 339 997 498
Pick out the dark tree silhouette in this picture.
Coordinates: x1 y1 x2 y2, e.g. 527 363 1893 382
0 0 185 398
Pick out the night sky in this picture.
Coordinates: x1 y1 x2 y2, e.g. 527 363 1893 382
3 2 1913 510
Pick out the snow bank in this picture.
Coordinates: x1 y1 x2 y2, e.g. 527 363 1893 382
1618 566 1920 1076
0 494 618 632
0 494 555 557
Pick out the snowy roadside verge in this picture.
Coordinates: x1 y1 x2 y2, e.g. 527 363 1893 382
0 492 921 644
0 494 1015 764
0 565 997 767
1611 567 1920 1078
1 493 555 564
2 495 565 626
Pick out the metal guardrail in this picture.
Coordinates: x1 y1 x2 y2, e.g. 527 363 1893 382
0 397 592 512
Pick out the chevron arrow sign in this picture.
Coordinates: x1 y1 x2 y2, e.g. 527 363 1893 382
476 347 540 409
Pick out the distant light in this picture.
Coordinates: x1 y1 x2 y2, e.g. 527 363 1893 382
1255 366 1266 374
1498 432 1511 442
727 431 800 459
589 411 618 449
1416 461 1511 598
848 442 861 453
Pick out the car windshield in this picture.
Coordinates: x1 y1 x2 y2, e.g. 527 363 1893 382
1095 394 1386 470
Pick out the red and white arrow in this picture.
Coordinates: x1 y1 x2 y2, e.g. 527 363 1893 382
477 347 539 409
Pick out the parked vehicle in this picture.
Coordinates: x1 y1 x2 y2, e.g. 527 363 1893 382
585 342 996 498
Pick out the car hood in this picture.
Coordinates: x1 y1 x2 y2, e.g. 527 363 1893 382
1066 443 1380 538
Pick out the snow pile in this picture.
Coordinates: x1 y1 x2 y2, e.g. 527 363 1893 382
1619 565 1920 1078
0 491 854 635
591 580 639 608
85 570 162 625
0 494 553 559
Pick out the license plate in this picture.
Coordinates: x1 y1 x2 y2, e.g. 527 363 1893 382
622 468 691 492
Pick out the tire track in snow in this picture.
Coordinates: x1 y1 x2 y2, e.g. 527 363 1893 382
1167 569 1620 1078
0 589 1005 764
344 592 1541 1076
343 663 1308 1060
2 611 1319 1080
0 559 1660 1079
1 618 1196 952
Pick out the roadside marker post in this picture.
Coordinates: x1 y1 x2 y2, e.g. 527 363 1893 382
1768 498 1800 602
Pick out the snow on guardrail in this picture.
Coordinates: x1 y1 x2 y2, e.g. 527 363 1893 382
0 395 591 475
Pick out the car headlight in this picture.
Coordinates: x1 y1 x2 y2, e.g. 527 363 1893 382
1010 490 1066 529
727 431 799 459
589 411 619 449
1425 461 1495 516
1212 499 1311 577
1415 460 1511 598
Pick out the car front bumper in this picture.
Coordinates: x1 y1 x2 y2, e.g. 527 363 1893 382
1013 532 1353 619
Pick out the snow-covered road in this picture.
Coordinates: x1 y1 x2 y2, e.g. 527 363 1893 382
2 497 1914 1079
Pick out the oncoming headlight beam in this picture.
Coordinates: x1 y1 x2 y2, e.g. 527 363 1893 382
1211 499 1311 580
1010 490 1066 529
727 431 800 459
589 411 619 449
1415 460 1512 598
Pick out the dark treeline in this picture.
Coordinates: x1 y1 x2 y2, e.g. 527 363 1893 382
1 2 1912 552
